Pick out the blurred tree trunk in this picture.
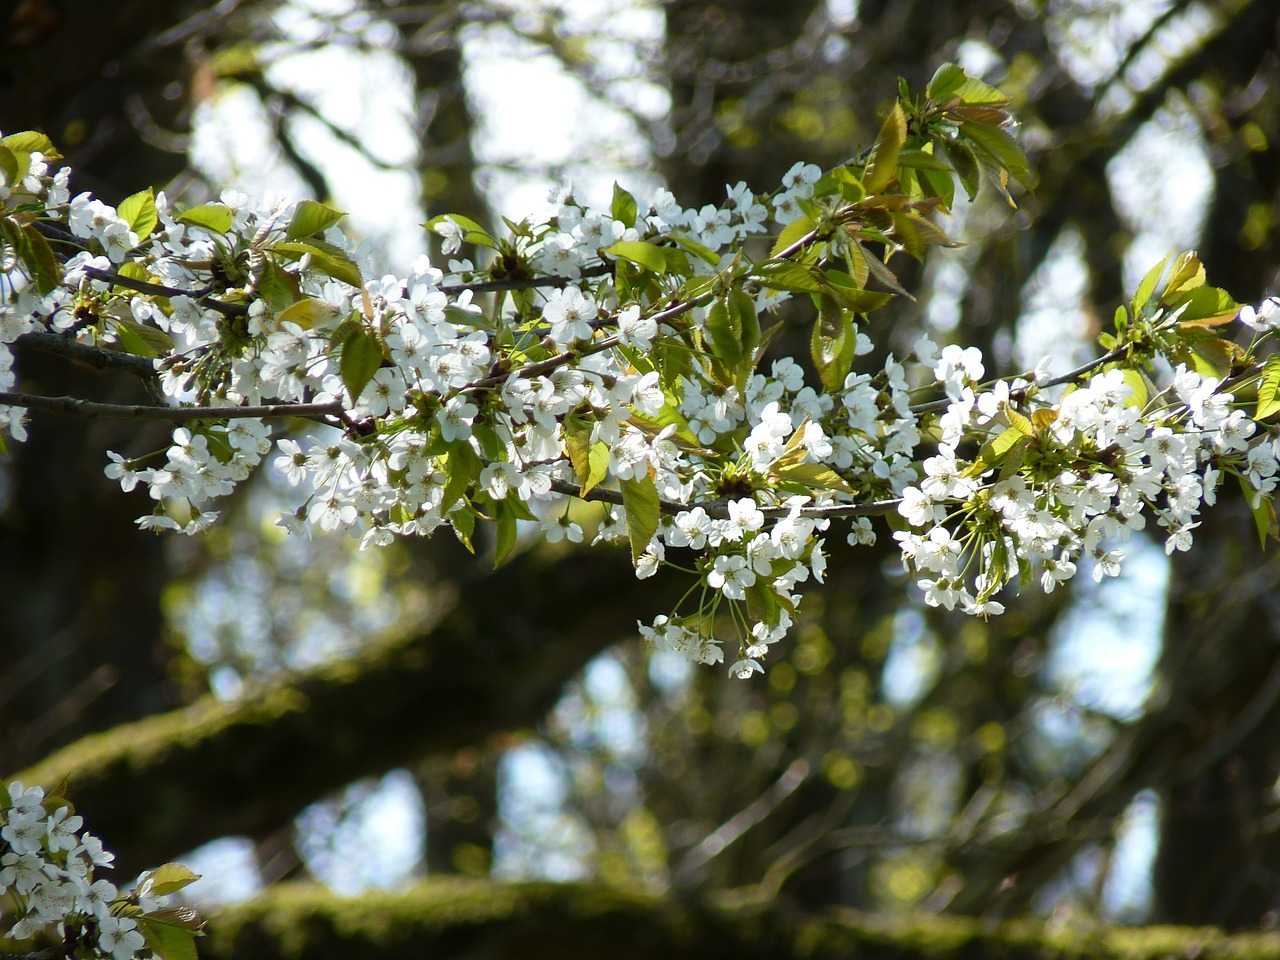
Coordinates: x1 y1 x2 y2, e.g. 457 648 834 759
0 350 174 774
1150 3 1280 925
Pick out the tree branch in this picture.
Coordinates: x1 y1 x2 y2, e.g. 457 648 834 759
14 332 160 380
0 392 343 422
11 547 682 878
201 878 1280 960
80 267 248 318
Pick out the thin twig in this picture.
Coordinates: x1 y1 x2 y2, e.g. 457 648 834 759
81 267 247 318
547 478 901 520
0 392 342 422
674 759 811 885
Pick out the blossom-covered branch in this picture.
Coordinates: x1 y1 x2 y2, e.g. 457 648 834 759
3 63 1279 679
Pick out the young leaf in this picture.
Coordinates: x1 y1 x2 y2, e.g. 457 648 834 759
286 199 346 240
118 188 159 239
611 182 638 228
619 474 661 567
772 460 856 495
605 240 668 275
137 863 202 899
1257 355 1280 420
136 919 198 960
865 101 907 195
706 294 743 373
810 294 855 392
277 297 341 331
0 145 18 189
1131 254 1170 317
492 500 519 569
770 216 817 257
440 443 480 515
668 232 720 265
19 222 61 294
340 326 383 404
272 239 363 288
176 204 235 234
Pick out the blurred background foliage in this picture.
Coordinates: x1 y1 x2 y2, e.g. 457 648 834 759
4 0 1280 935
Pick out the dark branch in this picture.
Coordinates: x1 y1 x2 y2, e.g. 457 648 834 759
0 392 343 422
14 331 160 379
81 267 248 318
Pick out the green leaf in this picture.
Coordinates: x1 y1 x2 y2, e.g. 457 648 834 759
896 148 953 172
176 204 234 234
272 239 363 288
340 326 383 403
424 213 494 249
255 261 301 313
1005 407 1035 437
117 188 158 239
1171 285 1238 326
115 321 159 358
668 232 720 265
286 199 346 240
605 240 668 275
705 294 743 382
1258 355 1280 420
958 119 1031 207
20 223 61 294
927 62 1010 106
1236 471 1276 547
772 460 856 495
611 182 638 228
814 165 866 203
2 130 60 159
822 269 892 313
563 415 594 488
977 427 1026 470
492 500 519 568
136 919 198 960
1121 368 1149 409
143 907 205 933
0 145 18 189
115 320 173 357
629 403 700 448
755 260 826 294
730 288 760 376
769 216 817 257
278 297 341 331
440 443 480 515
619 474 661 567
1161 250 1205 300
865 101 907 194
585 442 611 495
1130 254 1170 317
810 294 855 392
942 139 981 201
451 506 476 553
138 863 202 899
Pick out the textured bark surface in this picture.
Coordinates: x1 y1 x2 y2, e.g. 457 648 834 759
203 879 1280 960
14 548 680 879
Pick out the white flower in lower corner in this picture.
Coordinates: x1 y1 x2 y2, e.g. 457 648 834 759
97 914 146 960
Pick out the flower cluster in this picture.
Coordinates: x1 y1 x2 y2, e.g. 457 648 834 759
2 65 1279 680
0 781 201 960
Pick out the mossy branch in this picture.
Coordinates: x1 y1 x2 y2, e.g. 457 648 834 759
204 879 1280 960
11 547 678 879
